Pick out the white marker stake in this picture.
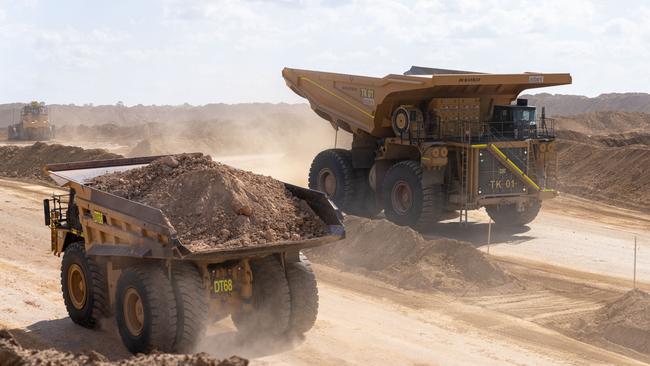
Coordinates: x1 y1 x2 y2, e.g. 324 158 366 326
487 218 492 255
634 236 637 289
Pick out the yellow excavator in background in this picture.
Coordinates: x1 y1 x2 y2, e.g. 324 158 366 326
8 101 55 141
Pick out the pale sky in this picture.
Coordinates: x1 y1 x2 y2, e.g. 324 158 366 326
1 0 648 105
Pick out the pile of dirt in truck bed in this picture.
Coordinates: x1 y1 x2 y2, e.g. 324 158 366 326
307 216 513 293
0 142 121 182
0 329 247 366
90 153 327 251
575 290 650 355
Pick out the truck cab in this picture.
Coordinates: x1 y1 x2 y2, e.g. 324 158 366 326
491 99 538 140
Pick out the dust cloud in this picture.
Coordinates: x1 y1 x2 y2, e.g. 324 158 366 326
52 104 353 186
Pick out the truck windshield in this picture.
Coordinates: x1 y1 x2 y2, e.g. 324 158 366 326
514 109 536 122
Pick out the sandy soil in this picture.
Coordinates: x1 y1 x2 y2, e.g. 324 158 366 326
555 131 650 212
444 195 650 283
1 177 650 365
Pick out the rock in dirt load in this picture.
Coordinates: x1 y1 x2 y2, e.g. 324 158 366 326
89 153 327 252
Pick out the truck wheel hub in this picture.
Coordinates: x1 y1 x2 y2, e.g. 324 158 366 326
391 181 413 214
124 288 145 336
67 264 87 310
317 168 337 196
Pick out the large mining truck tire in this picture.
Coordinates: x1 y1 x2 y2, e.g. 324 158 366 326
308 149 357 212
115 265 177 354
285 252 318 336
231 255 291 338
350 168 382 218
60 242 109 329
382 160 442 229
486 201 542 227
171 263 208 353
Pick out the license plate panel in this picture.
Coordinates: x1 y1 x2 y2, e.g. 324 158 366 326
212 277 233 294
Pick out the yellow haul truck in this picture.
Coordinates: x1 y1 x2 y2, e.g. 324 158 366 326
283 66 572 227
8 101 55 140
43 156 343 354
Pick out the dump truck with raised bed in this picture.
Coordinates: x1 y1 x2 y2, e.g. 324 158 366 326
283 66 572 227
8 101 55 140
43 156 344 354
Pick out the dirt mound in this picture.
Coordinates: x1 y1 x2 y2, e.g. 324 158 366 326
523 93 650 117
308 216 512 292
128 138 168 157
89 154 326 252
554 111 650 135
555 132 650 212
548 112 650 211
0 328 247 366
576 290 650 355
0 142 121 182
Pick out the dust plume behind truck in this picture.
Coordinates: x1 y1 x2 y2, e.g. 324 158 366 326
283 66 572 228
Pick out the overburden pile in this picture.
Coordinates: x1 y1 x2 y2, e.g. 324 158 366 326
555 128 650 212
0 328 247 366
577 289 650 355
90 154 327 252
0 142 120 181
308 216 513 292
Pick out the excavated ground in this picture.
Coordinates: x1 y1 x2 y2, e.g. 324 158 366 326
0 142 121 182
89 154 327 252
556 129 650 212
308 216 516 293
573 290 650 356
0 328 247 366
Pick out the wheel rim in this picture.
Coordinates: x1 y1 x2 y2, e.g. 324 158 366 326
395 112 408 130
391 181 413 215
317 168 337 196
123 288 145 336
67 263 87 310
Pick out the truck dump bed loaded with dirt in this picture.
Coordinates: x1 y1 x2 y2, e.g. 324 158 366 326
43 155 344 354
283 66 572 227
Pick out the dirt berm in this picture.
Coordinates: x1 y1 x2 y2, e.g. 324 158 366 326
307 216 514 293
90 154 327 252
0 328 247 366
555 129 650 212
576 289 650 356
0 142 121 182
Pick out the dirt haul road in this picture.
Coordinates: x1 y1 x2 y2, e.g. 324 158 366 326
0 178 648 365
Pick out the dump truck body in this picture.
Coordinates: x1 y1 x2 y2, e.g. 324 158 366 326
284 67 572 227
44 156 343 353
8 101 55 140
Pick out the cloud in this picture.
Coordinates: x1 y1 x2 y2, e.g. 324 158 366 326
1 0 650 104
